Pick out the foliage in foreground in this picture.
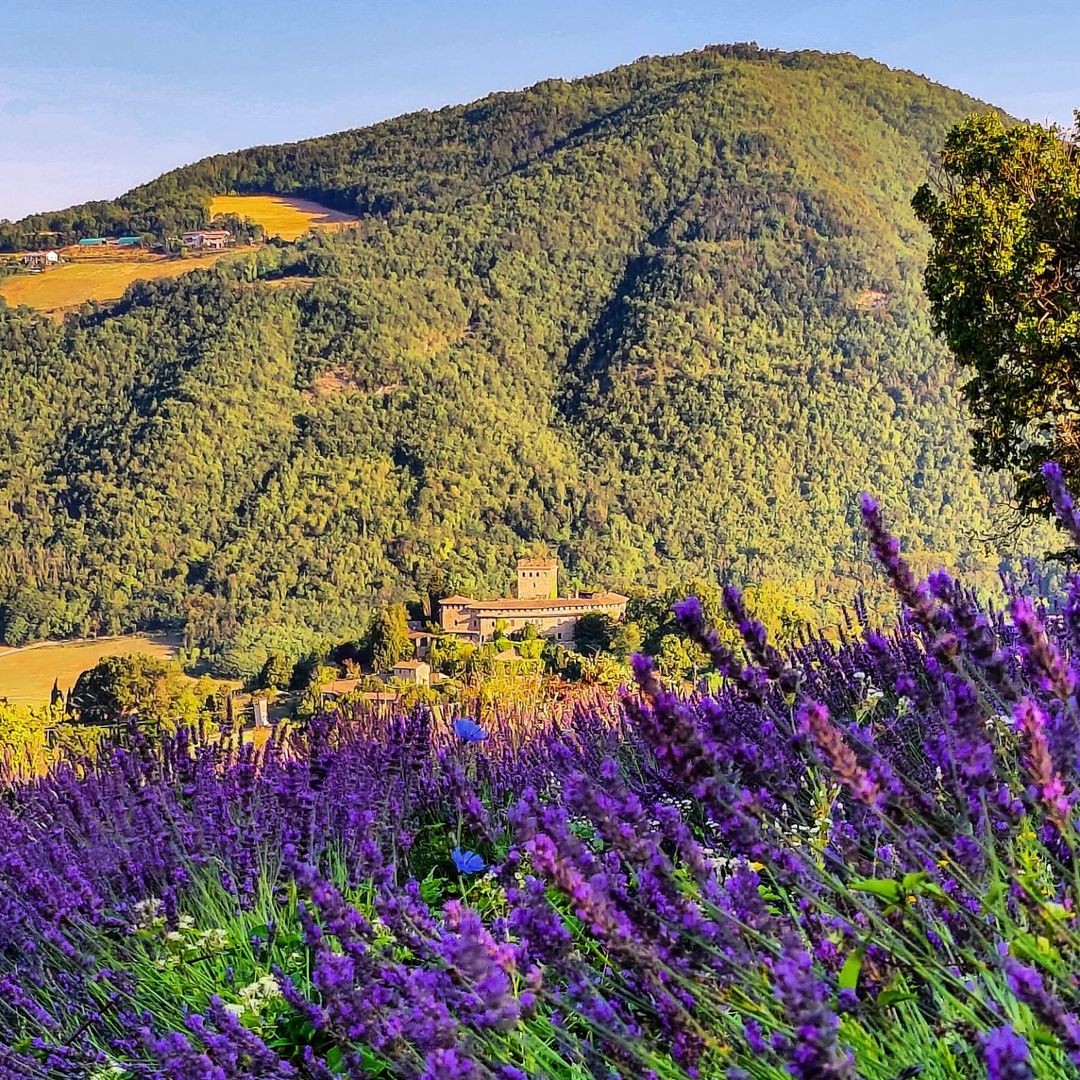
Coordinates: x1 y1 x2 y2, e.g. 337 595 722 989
9 472 1080 1077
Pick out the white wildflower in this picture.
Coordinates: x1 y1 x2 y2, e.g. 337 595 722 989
238 973 283 1015
132 897 165 930
198 928 229 953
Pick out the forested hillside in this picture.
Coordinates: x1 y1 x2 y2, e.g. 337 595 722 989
0 44 1047 674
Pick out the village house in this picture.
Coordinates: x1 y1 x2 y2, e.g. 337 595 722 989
439 558 628 645
391 659 431 686
181 228 233 250
407 621 435 660
22 250 59 272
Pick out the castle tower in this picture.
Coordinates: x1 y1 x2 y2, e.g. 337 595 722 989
517 557 558 600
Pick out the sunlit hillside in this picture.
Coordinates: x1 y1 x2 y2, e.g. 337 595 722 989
0 45 1049 668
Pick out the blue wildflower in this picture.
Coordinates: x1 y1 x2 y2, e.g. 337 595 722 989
453 717 487 742
451 847 486 874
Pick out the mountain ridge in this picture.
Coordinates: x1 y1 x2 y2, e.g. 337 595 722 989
2 44 994 246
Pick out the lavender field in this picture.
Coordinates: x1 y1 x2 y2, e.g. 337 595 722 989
5 469 1080 1079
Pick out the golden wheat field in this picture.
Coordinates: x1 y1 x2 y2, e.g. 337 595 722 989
0 253 234 318
0 635 181 705
210 193 358 240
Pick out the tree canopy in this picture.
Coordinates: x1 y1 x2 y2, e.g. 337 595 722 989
914 112 1080 518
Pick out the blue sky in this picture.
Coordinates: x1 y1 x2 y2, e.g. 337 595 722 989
2 0 1076 219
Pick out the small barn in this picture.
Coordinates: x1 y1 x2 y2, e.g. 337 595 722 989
181 228 233 250
78 237 108 246
22 250 60 271
115 236 142 246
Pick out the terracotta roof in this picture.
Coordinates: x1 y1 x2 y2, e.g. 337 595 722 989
440 595 476 605
465 593 628 614
323 678 360 696
392 659 429 670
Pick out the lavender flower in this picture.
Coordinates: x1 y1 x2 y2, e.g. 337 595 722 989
799 701 880 807
772 934 858 1079
1043 462 1080 548
1014 698 1072 832
860 494 939 633
1006 960 1080 1064
982 1025 1034 1080
1010 596 1076 702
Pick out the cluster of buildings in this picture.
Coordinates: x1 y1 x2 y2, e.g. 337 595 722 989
18 228 233 274
180 228 233 250
438 557 628 645
297 558 628 715
21 235 142 273
19 228 232 273
77 236 141 248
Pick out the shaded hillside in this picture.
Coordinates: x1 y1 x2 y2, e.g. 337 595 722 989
0 45 1044 674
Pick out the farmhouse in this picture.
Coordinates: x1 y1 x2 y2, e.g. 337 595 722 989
392 659 431 686
439 558 628 645
181 229 233 250
22 250 60 272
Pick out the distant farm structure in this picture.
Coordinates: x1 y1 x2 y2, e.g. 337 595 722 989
181 228 233 250
77 236 141 249
1 194 350 317
22 250 60 272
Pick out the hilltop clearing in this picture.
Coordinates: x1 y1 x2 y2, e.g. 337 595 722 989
0 633 179 704
209 193 358 240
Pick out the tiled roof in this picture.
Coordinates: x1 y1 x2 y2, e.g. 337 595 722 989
322 678 360 695
463 593 628 614
440 595 476 605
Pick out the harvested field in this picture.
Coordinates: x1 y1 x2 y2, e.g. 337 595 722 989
210 193 358 240
0 253 234 317
0 634 181 705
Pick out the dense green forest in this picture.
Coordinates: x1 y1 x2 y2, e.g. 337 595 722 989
0 44 1051 675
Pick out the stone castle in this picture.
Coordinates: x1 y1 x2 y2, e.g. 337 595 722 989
439 558 627 645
